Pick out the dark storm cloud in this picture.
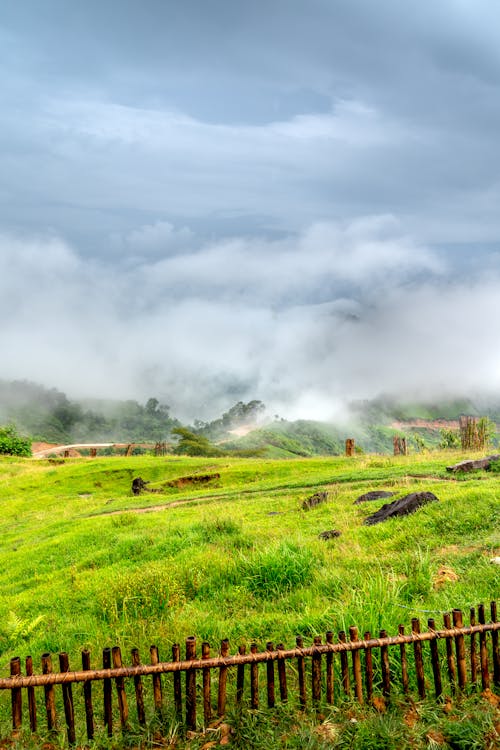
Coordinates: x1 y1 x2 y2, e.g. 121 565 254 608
1 1 500 415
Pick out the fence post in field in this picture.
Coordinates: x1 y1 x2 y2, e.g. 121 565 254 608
185 637 197 730
10 657 22 736
82 650 94 739
277 643 288 702
218 639 229 716
338 631 350 695
491 601 500 686
380 630 391 698
350 627 363 704
363 631 373 703
59 652 76 745
427 619 442 698
312 636 322 705
112 646 129 731
172 643 182 721
398 625 409 695
202 641 212 723
26 655 37 733
102 648 112 736
42 652 57 732
443 613 456 694
236 644 246 707
478 604 490 690
470 608 478 687
452 610 467 691
250 643 259 709
326 631 334 704
345 439 355 456
131 648 146 726
266 642 276 708
411 619 426 699
150 645 163 716
296 636 306 709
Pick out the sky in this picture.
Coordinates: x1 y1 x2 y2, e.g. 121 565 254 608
1 0 500 420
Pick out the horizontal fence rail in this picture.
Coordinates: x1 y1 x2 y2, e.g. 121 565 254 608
1 602 498 744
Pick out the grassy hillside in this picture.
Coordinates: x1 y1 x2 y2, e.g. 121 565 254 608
0 451 498 747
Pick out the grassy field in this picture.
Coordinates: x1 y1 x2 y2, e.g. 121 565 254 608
0 450 498 748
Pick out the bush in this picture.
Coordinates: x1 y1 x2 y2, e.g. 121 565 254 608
0 424 32 456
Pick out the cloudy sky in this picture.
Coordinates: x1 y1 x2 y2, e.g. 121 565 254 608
1 0 500 419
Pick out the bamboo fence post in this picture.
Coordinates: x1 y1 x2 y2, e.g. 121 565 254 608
266 642 275 708
380 630 391 698
185 637 197 730
452 610 467 691
59 653 76 745
326 631 334 704
112 647 129 731
470 608 478 688
10 657 22 736
478 604 490 690
250 643 259 710
236 644 246 707
363 631 373 704
81 650 94 740
41 653 57 732
277 643 288 702
296 636 306 710
202 641 212 723
150 645 163 715
338 631 350 695
131 649 145 726
312 636 322 706
102 647 112 736
427 619 442 699
443 613 456 694
349 627 363 704
172 643 182 721
398 625 409 695
218 639 229 717
26 655 37 733
491 601 500 687
411 619 426 700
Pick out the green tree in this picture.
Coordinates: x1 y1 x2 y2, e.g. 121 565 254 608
172 427 224 456
0 425 32 456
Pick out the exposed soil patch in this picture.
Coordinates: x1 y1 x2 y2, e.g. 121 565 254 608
166 473 221 489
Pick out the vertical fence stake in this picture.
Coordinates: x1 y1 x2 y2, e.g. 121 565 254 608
491 601 500 687
202 642 212 724
427 619 442 699
470 608 478 688
452 610 467 691
326 631 334 704
185 637 197 731
10 657 22 736
81 650 94 741
172 644 182 722
349 627 363 704
296 636 306 710
218 639 229 717
363 631 373 704
398 625 409 695
266 642 275 708
411 619 426 700
236 645 246 707
250 643 259 710
41 653 57 732
312 636 322 706
102 648 112 736
379 630 391 699
478 604 490 690
112 647 129 731
59 653 76 745
277 643 288 702
338 632 350 696
131 649 145 726
150 645 163 716
25 656 36 733
443 613 456 694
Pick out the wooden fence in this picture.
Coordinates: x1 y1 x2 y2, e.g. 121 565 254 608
1 602 498 744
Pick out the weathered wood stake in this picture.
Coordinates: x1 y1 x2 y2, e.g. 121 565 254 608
41 653 57 732
277 643 288 702
236 644 246 706
411 619 426 699
491 601 500 687
172 643 182 721
150 645 163 715
131 649 145 726
10 657 22 735
185 637 197 730
202 641 212 723
112 647 129 730
363 631 373 703
478 604 490 690
266 642 276 708
470 608 478 687
296 636 306 709
326 631 334 704
59 653 76 745
312 636 322 705
250 643 259 710
218 639 229 716
398 625 409 695
350 627 363 704
380 630 391 698
339 631 350 695
452 610 467 691
427 619 442 698
102 648 112 736
26 655 37 733
443 613 457 694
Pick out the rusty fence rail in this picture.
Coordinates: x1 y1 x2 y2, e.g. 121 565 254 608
1 602 499 744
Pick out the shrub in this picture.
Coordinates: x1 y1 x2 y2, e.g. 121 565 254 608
0 424 32 456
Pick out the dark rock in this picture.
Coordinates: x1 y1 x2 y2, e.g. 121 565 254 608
363 491 439 526
302 491 329 510
446 455 500 473
354 490 394 505
318 529 341 540
132 477 149 495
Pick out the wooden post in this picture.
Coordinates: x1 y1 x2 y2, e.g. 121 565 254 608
398 625 409 695
411 619 426 699
236 644 246 707
266 642 275 708
26 655 37 733
10 657 22 735
250 643 259 710
339 631 350 695
202 641 212 723
380 629 391 698
112 647 129 731
59 653 76 745
172 643 182 721
350 627 363 704
452 610 467 691
150 645 163 715
345 438 355 456
393 436 400 455
102 647 112 736
428 619 442 698
218 639 229 717
312 636 322 705
89 447 97 458
478 604 490 690
443 613 456 694
363 631 373 704
131 649 145 726
81 650 94 740
470 608 478 687
401 437 407 455
491 601 500 687
296 636 306 709
185 637 197 730
326 631 334 704
41 653 57 732
277 643 288 702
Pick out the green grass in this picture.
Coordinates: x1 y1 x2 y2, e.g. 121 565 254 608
0 450 498 746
